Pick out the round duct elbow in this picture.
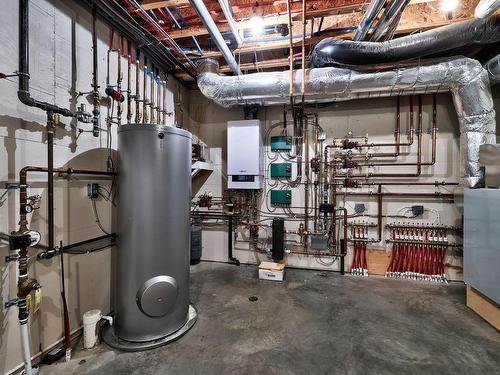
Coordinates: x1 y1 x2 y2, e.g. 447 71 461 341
196 58 220 75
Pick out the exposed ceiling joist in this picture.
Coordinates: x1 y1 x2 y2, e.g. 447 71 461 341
179 17 471 62
163 0 439 39
141 0 190 9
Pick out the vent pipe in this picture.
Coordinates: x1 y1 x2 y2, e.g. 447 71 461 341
353 0 386 41
475 0 500 18
197 57 496 187
484 54 500 84
310 16 500 67
189 0 241 75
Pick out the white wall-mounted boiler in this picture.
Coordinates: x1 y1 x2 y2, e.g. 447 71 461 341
227 120 263 189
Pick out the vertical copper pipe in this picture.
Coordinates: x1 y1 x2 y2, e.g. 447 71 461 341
150 68 155 123
117 36 122 126
127 41 132 124
143 57 149 123
301 0 306 111
377 184 382 241
286 0 294 110
304 117 309 237
134 50 141 123
157 74 161 122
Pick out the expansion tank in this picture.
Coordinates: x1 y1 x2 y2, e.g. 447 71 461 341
116 124 192 342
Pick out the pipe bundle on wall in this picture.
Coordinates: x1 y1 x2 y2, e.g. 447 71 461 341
310 16 500 67
197 57 496 188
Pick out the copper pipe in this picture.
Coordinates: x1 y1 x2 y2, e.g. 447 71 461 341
286 0 294 110
117 36 122 126
304 117 309 236
134 51 141 123
127 40 132 124
346 95 425 177
157 74 161 123
150 68 155 123
358 94 437 167
143 57 149 123
342 192 453 198
377 184 382 240
301 0 306 110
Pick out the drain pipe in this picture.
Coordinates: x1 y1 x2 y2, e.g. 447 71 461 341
189 0 241 75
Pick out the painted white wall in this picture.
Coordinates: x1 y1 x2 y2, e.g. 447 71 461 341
186 86 500 278
0 0 182 372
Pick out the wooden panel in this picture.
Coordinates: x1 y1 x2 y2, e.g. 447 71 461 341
467 285 500 330
366 248 392 276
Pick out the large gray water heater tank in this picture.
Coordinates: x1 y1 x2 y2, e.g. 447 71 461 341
103 124 197 351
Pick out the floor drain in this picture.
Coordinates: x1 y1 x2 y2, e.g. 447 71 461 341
249 296 258 302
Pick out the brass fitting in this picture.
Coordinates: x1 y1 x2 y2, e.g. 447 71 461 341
17 278 41 299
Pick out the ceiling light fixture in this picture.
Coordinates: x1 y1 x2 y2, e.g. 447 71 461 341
441 0 459 12
250 15 264 36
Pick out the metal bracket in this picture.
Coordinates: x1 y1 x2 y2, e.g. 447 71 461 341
5 254 19 263
4 298 19 309
5 182 30 190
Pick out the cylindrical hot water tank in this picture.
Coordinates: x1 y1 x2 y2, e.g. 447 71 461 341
104 124 196 349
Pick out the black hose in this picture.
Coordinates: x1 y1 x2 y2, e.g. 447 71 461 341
310 15 500 67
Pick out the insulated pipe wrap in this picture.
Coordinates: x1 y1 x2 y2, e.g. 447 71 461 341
310 16 500 67
197 57 496 187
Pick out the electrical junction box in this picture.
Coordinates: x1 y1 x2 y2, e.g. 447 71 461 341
270 163 292 178
227 120 264 189
270 136 292 151
271 190 292 205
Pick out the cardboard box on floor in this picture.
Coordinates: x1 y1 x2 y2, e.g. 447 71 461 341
258 262 285 281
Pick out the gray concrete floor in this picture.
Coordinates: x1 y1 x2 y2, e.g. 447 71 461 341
44 262 500 375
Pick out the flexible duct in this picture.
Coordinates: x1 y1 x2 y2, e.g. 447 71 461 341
310 16 500 67
197 57 496 187
484 53 500 84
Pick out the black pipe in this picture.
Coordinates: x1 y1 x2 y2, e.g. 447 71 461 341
228 216 240 266
18 0 74 117
47 113 54 252
310 15 500 67
91 4 100 137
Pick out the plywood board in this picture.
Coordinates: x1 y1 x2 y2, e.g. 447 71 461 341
466 285 500 331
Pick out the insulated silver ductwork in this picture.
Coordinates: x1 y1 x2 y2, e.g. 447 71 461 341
197 57 496 187
310 16 500 67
